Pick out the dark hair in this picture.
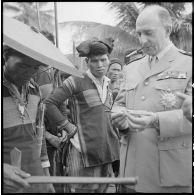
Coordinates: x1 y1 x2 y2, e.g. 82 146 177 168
3 45 45 66
3 45 25 62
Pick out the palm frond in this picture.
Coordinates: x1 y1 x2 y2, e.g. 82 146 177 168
107 2 139 32
3 3 21 12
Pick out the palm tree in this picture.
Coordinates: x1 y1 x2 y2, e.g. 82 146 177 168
108 2 192 51
3 2 54 33
107 2 139 34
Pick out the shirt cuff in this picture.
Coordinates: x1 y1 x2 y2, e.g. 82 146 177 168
41 160 50 168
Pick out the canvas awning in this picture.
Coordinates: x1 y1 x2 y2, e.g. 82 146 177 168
3 16 83 78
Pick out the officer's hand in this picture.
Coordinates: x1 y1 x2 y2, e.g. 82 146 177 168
176 92 192 122
111 112 129 130
4 163 30 193
127 112 156 130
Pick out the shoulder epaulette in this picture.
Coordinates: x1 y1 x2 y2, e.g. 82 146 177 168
178 49 192 56
126 54 146 66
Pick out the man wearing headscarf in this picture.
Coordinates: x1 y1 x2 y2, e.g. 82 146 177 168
44 38 120 193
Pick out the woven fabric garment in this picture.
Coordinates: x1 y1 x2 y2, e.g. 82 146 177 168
3 80 49 193
65 144 112 192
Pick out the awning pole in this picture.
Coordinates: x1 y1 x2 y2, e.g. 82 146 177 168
54 2 59 48
36 2 41 30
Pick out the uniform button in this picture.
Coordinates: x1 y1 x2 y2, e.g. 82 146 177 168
141 96 146 101
144 81 149 86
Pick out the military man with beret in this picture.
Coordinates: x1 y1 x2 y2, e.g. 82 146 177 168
44 38 120 193
112 5 192 193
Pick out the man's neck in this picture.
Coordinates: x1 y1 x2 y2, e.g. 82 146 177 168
96 77 104 85
86 69 105 85
156 40 172 57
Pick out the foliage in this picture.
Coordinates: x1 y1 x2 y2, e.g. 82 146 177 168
107 2 139 33
108 2 192 51
3 2 54 33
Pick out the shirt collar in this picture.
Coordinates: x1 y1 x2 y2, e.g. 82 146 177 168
86 69 110 86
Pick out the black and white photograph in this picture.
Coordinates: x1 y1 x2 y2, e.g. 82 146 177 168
2 2 193 193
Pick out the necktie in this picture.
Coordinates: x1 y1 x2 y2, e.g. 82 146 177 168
149 56 158 69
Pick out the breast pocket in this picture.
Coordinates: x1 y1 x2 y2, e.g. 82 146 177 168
155 79 186 92
125 82 138 109
154 79 186 110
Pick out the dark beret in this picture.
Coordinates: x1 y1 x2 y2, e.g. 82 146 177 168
76 37 114 57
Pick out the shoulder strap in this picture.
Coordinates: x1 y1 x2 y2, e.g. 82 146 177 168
178 49 192 56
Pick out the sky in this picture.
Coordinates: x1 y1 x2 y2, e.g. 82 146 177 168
43 2 192 25
4 2 193 54
40 2 193 54
42 2 120 26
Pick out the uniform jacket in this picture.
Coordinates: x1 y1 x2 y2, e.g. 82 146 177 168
115 45 192 192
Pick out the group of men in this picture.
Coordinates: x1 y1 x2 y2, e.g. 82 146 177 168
3 4 192 193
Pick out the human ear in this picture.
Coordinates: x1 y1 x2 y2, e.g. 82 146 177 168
165 26 172 37
3 52 9 63
85 58 90 69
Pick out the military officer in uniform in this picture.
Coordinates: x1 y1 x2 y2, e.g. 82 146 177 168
112 5 192 193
